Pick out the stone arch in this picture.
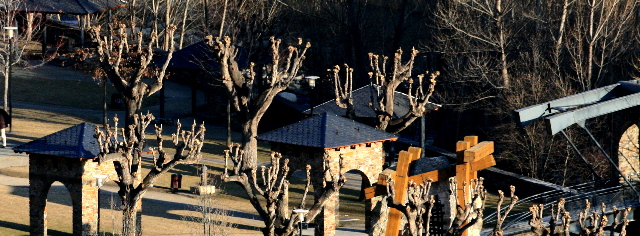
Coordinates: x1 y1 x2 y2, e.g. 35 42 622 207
29 178 54 235
338 169 370 231
29 155 102 236
47 181 76 234
618 124 640 181
270 141 388 236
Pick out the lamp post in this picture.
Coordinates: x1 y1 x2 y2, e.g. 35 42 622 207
292 209 309 236
93 174 108 235
4 26 16 132
305 76 319 116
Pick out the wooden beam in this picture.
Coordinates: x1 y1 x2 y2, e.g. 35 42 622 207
364 184 386 199
455 162 471 206
463 141 494 162
386 150 415 236
365 169 398 200
395 151 412 179
377 168 396 185
408 165 456 183
408 146 422 162
456 141 470 164
464 136 478 146
368 166 460 199
456 162 471 236
471 155 496 172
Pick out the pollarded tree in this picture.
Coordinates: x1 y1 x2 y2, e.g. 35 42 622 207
95 114 206 236
89 21 188 236
205 35 309 171
368 49 438 133
224 145 346 236
89 23 176 126
529 199 631 236
330 48 438 134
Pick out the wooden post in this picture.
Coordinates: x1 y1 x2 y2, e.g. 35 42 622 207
366 136 495 235
385 147 421 236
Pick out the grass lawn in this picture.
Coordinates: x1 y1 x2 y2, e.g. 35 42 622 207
0 64 364 235
0 63 533 235
10 76 158 110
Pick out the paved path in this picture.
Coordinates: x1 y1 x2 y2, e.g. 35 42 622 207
1 64 368 235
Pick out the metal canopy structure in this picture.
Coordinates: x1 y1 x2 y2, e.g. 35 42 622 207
515 79 640 201
17 0 126 15
516 80 640 134
9 0 127 49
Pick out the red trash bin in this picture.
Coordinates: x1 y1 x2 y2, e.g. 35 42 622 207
170 174 182 189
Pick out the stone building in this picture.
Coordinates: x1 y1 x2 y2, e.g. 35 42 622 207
14 123 115 236
257 113 397 236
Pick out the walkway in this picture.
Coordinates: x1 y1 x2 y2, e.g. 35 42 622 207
1 63 367 235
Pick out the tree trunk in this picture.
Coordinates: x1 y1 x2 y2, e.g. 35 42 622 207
122 201 139 236
178 0 190 49
263 210 276 236
125 96 142 126
164 0 172 51
241 118 259 170
26 13 34 43
497 1 510 88
407 213 418 236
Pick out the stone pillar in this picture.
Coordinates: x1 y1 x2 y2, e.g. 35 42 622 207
78 164 100 236
369 196 389 236
316 193 339 236
618 124 640 182
365 197 374 231
29 178 52 236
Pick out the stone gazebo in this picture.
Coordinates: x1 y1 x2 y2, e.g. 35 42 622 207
257 113 397 236
14 123 114 236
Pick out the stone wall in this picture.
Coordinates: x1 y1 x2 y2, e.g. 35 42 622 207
272 141 387 236
618 124 640 182
29 155 115 236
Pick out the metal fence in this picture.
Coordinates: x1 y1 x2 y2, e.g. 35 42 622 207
482 173 640 235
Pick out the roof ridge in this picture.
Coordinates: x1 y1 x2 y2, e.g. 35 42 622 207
77 121 86 150
320 113 328 148
76 0 91 14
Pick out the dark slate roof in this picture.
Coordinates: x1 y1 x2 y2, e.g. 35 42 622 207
153 41 217 70
14 0 126 15
305 84 441 117
256 113 397 148
153 41 249 71
14 123 99 159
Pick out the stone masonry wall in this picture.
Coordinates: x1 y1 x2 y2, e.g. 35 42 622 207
323 141 386 236
618 124 640 182
29 154 115 236
272 141 387 236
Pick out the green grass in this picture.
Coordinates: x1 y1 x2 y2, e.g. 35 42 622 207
9 76 158 110
0 65 368 232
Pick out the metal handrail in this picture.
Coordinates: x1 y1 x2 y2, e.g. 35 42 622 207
501 182 640 230
483 172 640 224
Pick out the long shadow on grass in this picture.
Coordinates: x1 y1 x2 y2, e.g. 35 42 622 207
9 185 263 232
0 220 71 236
101 191 261 230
